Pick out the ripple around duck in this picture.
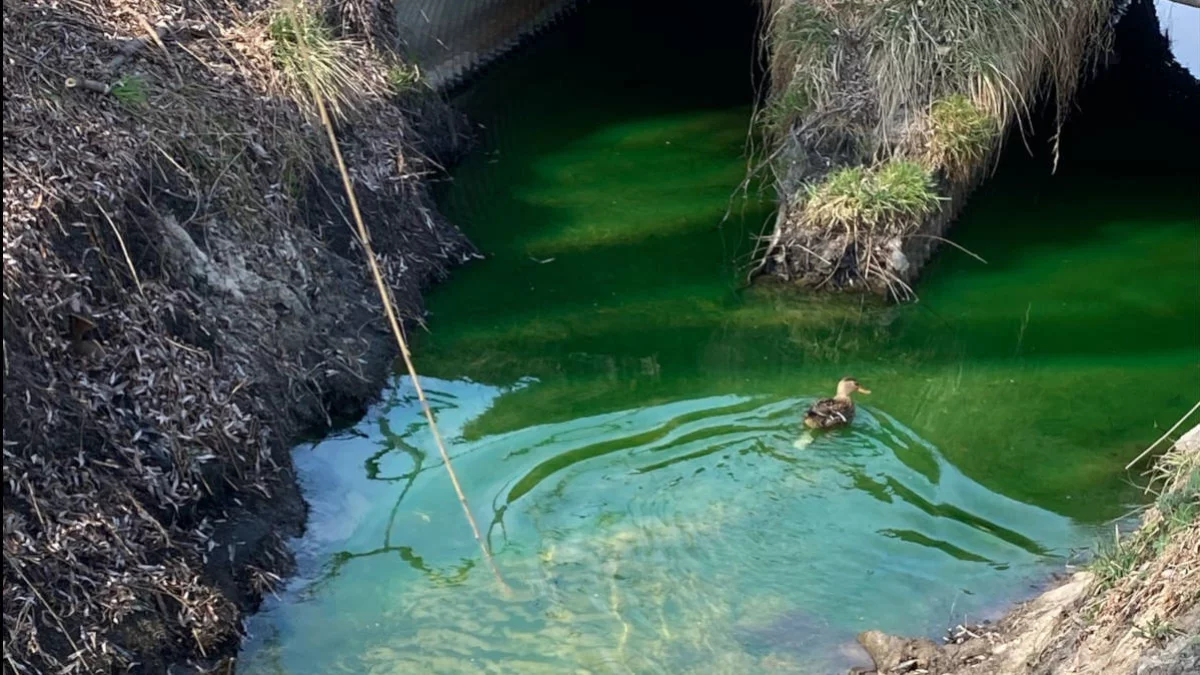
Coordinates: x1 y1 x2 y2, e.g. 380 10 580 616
241 376 1091 675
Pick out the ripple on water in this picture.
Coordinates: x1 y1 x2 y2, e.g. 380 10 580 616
240 377 1089 675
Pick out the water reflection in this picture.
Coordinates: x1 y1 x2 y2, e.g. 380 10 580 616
241 376 1088 675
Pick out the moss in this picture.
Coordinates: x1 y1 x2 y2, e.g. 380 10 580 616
761 85 812 137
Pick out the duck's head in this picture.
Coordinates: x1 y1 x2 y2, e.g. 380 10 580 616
836 377 871 398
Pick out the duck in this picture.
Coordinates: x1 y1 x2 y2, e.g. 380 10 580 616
803 377 871 430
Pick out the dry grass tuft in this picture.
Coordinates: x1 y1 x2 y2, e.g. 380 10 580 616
865 0 1111 159
268 1 377 118
924 94 998 181
760 0 838 139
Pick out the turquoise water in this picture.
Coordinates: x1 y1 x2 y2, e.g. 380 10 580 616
240 3 1199 673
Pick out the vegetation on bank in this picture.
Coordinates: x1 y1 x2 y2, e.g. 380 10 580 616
855 422 1199 674
924 94 998 182
802 160 941 237
1086 425 1199 634
757 0 1112 296
268 3 373 116
1 0 464 672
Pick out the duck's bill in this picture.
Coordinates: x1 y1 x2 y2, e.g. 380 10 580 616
858 387 872 394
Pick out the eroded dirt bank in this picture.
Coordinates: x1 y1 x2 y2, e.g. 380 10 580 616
2 1 474 671
854 424 1200 675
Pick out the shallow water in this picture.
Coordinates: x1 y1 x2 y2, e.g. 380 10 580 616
240 3 1199 673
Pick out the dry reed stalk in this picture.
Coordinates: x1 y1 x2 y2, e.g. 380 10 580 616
298 20 509 594
1126 401 1200 471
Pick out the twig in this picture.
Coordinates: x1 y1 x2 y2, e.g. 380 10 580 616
64 77 111 95
95 202 144 296
906 234 988 264
4 553 83 657
23 478 48 530
135 16 183 87
106 24 171 72
1125 401 1200 471
745 215 784 281
305 65 510 594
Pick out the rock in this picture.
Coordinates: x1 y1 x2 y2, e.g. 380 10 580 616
857 630 942 673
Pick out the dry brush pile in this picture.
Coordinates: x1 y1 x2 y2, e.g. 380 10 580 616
753 0 1113 298
2 0 472 671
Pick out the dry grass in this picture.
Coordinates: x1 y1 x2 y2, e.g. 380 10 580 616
865 0 1110 160
924 94 998 182
760 0 838 139
268 1 377 118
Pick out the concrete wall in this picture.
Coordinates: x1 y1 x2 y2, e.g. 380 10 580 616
395 0 581 89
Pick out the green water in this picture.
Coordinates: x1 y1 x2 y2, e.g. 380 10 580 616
240 4 1199 673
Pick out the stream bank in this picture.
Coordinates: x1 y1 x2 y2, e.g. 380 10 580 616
2 1 471 672
854 424 1199 675
755 0 1115 297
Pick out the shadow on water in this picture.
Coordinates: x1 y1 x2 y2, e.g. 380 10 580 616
240 0 1198 672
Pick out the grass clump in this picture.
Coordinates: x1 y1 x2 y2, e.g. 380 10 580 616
268 2 372 117
925 94 997 180
111 75 148 107
1090 529 1144 591
1135 616 1181 646
387 62 422 93
753 0 1113 294
804 160 942 235
762 85 813 139
1089 426 1199 594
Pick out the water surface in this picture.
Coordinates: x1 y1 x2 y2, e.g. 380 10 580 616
241 3 1199 673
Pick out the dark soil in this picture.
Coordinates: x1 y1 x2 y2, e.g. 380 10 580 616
1 2 475 672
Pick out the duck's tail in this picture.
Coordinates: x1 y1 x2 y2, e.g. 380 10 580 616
793 429 815 450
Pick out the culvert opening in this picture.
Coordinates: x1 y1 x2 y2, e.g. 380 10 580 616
432 0 766 107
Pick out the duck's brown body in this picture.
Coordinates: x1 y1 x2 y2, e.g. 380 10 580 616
803 377 870 430
803 397 857 429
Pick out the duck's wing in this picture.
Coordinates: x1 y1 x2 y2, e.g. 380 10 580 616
805 397 849 424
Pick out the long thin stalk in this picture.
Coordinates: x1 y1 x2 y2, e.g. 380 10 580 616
1125 401 1200 471
297 24 508 593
